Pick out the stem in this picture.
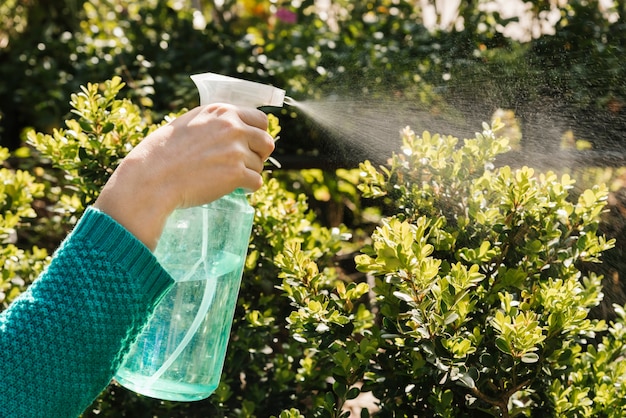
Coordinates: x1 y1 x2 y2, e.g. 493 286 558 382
470 378 531 418
470 386 509 417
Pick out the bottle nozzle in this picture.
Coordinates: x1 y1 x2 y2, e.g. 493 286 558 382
190 73 285 108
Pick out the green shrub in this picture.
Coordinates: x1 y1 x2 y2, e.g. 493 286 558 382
351 122 621 416
0 146 48 310
27 76 162 208
274 121 624 417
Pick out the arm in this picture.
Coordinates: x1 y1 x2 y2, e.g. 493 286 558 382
0 104 274 417
0 207 173 417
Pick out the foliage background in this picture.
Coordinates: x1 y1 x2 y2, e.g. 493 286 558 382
2 0 626 156
2 0 626 417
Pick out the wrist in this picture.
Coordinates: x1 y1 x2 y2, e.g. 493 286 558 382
93 156 177 251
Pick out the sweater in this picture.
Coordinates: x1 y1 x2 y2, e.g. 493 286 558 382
0 207 174 418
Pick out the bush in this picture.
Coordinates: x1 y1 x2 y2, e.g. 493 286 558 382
352 122 621 416
271 120 626 417
0 146 49 310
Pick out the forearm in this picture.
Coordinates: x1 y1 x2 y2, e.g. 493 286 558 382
0 207 173 418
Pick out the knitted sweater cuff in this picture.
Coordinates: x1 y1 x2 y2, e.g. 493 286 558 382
72 206 174 304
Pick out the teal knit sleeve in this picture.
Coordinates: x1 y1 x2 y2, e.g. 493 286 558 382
0 207 174 418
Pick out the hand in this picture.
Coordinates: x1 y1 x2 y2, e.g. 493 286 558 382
94 104 275 250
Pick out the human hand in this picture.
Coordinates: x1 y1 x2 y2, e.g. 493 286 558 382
94 104 275 250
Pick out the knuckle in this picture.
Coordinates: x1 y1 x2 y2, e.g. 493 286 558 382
266 134 276 151
225 142 248 161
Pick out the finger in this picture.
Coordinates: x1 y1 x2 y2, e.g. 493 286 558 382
237 107 269 131
245 152 265 174
247 130 275 161
241 168 265 192
208 105 274 160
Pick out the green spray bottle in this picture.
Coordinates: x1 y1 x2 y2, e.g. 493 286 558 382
115 73 285 401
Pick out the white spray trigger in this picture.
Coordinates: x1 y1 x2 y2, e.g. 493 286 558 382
190 72 285 108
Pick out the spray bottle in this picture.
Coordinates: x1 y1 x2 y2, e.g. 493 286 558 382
114 73 285 401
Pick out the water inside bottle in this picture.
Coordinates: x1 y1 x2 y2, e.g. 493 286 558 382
115 250 242 401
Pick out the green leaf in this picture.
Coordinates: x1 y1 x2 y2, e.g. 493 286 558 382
101 122 115 134
521 352 540 364
456 372 476 389
346 386 361 400
495 336 512 355
333 381 347 398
